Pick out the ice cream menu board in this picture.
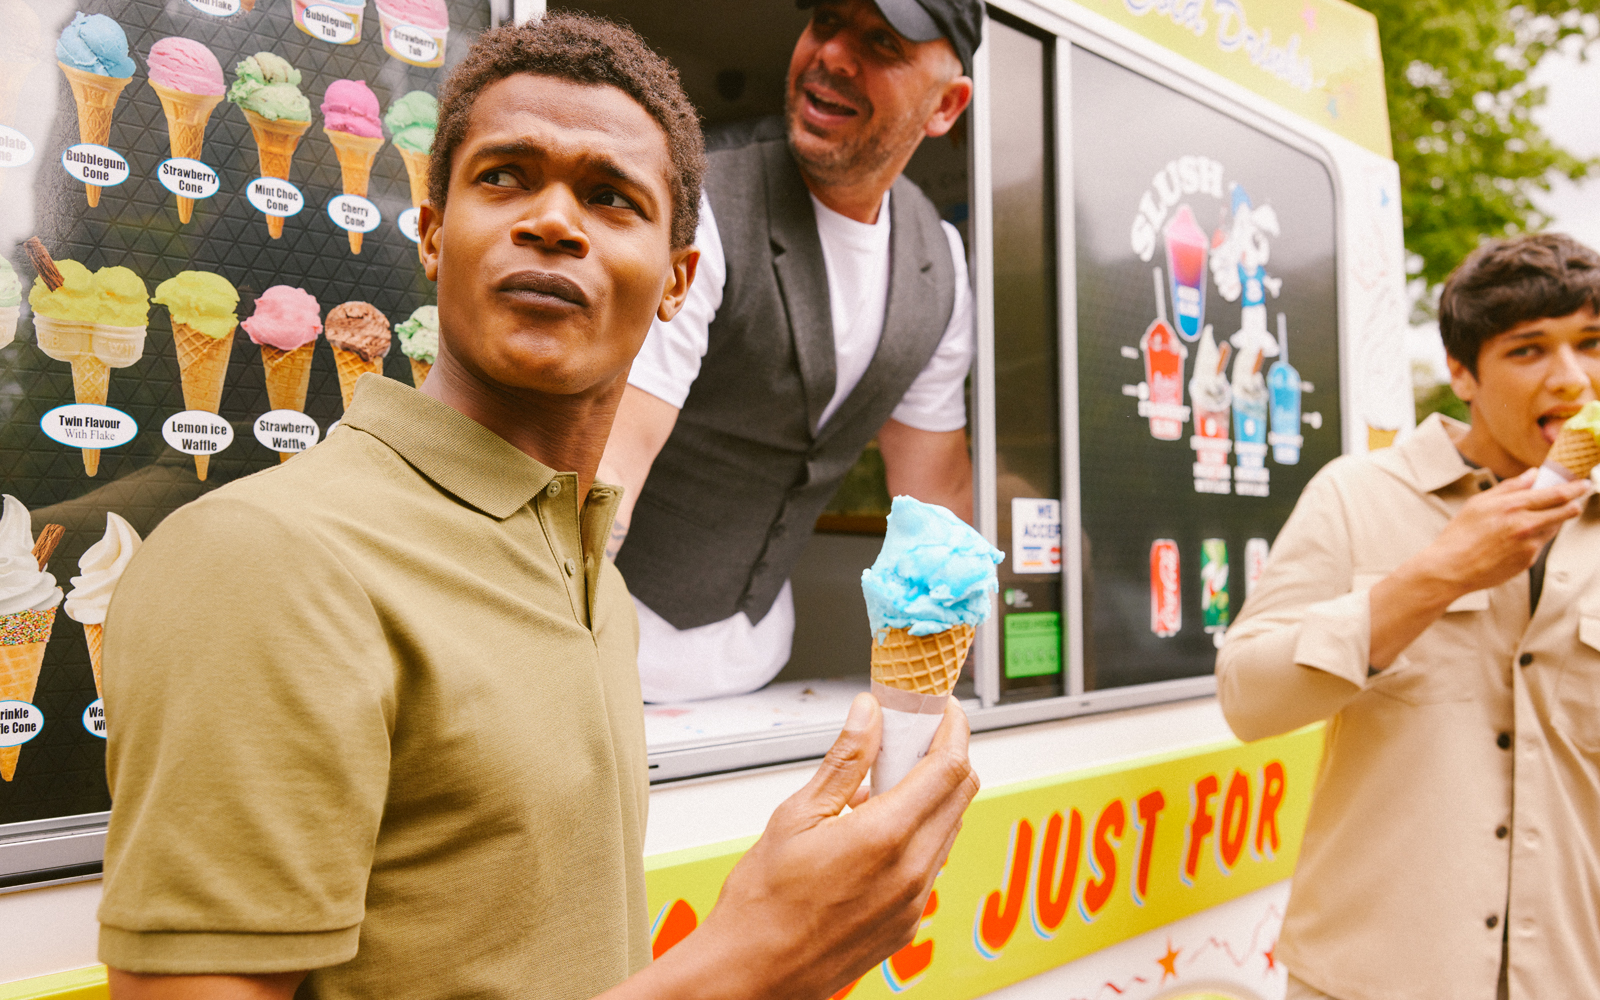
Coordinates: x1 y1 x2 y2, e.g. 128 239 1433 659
1070 48 1341 690
0 0 480 847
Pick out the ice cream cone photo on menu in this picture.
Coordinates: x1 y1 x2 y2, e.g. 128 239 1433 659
146 38 227 223
322 79 385 253
861 496 1002 794
395 305 436 386
56 13 136 207
242 285 322 461
0 497 64 782
24 238 149 476
324 301 391 408
228 52 313 238
154 271 240 480
385 90 436 209
64 512 140 700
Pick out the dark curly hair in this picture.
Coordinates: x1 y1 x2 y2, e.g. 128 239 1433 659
430 13 706 249
1440 233 1600 375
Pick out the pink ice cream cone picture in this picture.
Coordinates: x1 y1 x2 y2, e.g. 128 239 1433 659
145 38 225 224
322 80 384 255
374 0 448 67
242 286 322 462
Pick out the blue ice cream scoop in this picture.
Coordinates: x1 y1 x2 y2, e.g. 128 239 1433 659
862 496 1003 637
56 12 135 78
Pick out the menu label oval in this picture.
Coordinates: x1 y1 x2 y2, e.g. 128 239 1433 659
0 125 34 167
388 23 439 64
328 193 380 233
0 701 43 748
83 699 106 739
61 144 129 188
158 158 220 200
398 207 421 243
304 3 359 42
186 0 240 15
162 410 234 455
253 409 320 453
41 404 138 449
247 177 305 217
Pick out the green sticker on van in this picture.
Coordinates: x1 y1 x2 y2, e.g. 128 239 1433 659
1004 612 1061 678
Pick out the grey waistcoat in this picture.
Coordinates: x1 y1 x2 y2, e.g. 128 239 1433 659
616 136 958 630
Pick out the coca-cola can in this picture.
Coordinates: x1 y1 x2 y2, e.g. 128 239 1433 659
1150 539 1181 637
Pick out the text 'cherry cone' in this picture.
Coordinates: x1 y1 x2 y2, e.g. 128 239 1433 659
327 130 383 254
870 623 974 696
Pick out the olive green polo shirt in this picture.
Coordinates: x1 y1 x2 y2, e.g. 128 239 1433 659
98 375 650 1000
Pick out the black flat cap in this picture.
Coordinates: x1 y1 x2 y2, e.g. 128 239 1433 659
797 0 985 76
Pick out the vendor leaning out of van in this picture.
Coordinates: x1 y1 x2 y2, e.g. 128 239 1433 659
599 0 983 704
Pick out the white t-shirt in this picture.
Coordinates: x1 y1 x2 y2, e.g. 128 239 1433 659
628 191 975 703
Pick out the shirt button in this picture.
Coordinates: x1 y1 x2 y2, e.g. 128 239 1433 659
563 558 577 576
1496 825 1509 839
1518 653 1533 666
1497 731 1512 750
547 480 562 498
1486 915 1500 929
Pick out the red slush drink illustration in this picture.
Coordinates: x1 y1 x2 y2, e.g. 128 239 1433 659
1150 538 1181 637
1164 203 1208 341
1268 312 1303 464
1188 325 1232 494
1140 267 1189 441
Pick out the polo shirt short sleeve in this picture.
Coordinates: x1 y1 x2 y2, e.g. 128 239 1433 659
97 376 650 1000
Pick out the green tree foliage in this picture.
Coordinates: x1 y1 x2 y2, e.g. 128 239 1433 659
1349 1 1599 288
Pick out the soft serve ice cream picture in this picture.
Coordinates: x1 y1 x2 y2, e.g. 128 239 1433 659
55 12 135 207
63 512 140 702
0 496 64 782
145 38 226 224
861 497 1002 793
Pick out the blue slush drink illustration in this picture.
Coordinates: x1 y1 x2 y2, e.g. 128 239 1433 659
861 496 1002 793
1163 203 1208 342
1268 313 1302 464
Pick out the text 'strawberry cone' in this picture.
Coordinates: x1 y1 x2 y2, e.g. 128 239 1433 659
58 63 131 207
259 342 314 461
150 82 223 223
173 322 234 480
1534 402 1600 489
861 497 1003 794
0 607 54 780
326 129 383 254
243 109 310 238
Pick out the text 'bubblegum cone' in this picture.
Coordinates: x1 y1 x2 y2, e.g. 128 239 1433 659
59 63 130 207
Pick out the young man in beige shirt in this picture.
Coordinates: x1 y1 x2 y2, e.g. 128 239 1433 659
1219 233 1600 1000
99 14 978 1000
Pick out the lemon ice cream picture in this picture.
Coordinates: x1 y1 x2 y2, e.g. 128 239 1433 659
153 271 240 480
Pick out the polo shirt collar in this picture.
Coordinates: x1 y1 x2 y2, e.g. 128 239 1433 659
340 376 557 519
1390 412 1479 494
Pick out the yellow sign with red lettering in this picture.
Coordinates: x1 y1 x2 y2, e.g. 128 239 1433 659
1073 0 1391 158
646 725 1322 998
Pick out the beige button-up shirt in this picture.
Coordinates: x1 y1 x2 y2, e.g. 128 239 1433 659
1218 413 1600 1000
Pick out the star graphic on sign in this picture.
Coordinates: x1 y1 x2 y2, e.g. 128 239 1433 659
1264 943 1278 971
1157 940 1181 982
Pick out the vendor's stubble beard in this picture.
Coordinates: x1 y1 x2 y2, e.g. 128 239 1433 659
784 65 939 187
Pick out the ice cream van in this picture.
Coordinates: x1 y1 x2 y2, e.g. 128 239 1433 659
0 0 1409 997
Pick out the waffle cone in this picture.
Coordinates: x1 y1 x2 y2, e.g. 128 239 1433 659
332 347 381 408
1548 424 1600 481
174 323 235 480
84 622 103 700
397 147 429 209
71 356 110 476
150 82 223 223
408 357 431 387
0 607 56 782
59 63 130 206
870 623 974 696
326 129 384 253
243 110 310 238
259 342 315 460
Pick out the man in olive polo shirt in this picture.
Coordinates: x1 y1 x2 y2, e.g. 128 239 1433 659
99 15 978 1000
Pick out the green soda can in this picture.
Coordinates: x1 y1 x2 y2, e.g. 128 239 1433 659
1201 538 1230 633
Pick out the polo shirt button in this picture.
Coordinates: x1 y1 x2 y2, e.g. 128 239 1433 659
1496 825 1509 839
1486 914 1499 929
563 558 577 576
1518 653 1533 666
547 481 562 498
1497 731 1512 750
